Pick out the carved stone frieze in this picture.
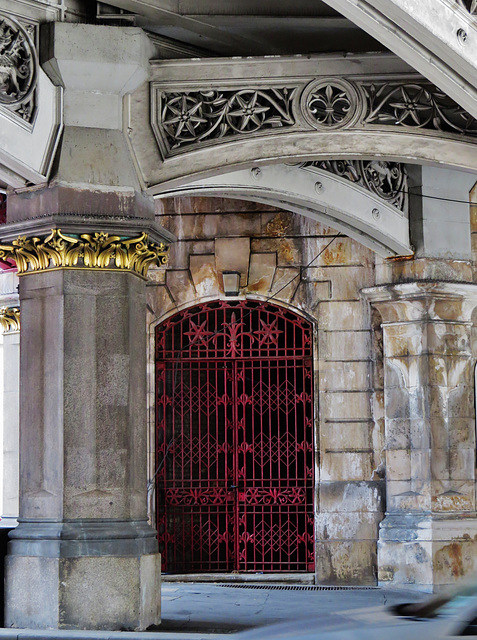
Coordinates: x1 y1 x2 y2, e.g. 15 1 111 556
0 306 19 333
306 160 408 212
362 82 477 136
151 76 477 158
0 229 169 278
0 13 38 124
154 87 297 153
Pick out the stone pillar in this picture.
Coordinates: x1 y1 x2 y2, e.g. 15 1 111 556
0 307 20 526
363 282 477 591
0 18 174 631
0 228 170 630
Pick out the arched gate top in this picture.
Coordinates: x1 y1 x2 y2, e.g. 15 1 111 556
155 299 313 361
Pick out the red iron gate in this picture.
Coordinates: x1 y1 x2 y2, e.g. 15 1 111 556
155 300 314 573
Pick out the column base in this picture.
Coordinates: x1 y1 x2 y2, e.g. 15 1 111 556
4 520 161 630
5 553 160 630
378 513 477 592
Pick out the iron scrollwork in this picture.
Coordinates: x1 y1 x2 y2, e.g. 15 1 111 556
155 86 297 152
0 14 37 123
307 159 408 212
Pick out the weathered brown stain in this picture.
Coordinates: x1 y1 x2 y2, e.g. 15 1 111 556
321 240 348 265
265 212 292 236
279 240 296 263
248 276 270 292
442 542 464 579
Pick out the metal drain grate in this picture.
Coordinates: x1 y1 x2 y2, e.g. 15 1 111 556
217 583 378 591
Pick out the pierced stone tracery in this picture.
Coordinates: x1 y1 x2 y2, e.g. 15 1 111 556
152 76 477 161
158 87 296 151
306 159 408 212
0 14 37 123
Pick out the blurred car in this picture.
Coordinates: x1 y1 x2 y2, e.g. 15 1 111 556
234 578 477 639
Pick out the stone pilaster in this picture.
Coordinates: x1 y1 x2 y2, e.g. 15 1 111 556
363 282 477 591
4 266 162 630
0 271 21 527
2 324 19 526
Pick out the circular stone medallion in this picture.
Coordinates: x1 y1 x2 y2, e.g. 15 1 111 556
300 78 362 131
0 15 37 106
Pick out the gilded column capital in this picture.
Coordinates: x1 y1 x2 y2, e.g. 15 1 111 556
0 229 169 279
0 307 20 334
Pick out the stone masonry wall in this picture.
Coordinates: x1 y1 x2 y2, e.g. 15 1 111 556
146 196 384 584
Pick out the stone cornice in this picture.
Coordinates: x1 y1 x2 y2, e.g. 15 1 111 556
362 281 477 323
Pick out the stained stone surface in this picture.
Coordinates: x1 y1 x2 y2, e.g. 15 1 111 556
149 198 384 586
148 193 477 591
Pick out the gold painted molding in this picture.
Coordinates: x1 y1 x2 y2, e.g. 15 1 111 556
0 307 20 334
0 229 169 277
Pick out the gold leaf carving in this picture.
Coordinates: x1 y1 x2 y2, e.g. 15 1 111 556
0 307 20 334
0 229 169 277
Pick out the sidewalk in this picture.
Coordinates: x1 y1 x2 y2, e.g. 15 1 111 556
0 581 424 640
159 581 423 635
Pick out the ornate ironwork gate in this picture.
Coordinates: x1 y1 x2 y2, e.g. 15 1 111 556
155 300 314 573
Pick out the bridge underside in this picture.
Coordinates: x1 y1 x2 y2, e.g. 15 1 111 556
1 0 477 631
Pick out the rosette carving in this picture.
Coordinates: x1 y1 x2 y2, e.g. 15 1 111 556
0 306 20 333
0 14 37 116
300 78 362 130
0 230 169 278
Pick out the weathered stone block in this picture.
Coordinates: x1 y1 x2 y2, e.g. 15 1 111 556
319 481 384 514
5 553 161 630
316 512 382 540
315 540 377 585
166 270 196 307
215 237 250 284
189 254 219 298
146 285 175 318
247 252 276 295
269 267 300 302
251 237 302 266
319 301 369 331
320 451 375 483
382 323 427 357
432 480 475 512
312 237 373 268
319 330 371 360
320 422 372 451
426 322 471 356
318 360 370 391
386 449 412 482
320 391 372 421
378 540 432 588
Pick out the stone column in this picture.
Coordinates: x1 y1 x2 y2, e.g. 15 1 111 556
0 228 170 630
0 17 174 631
0 306 20 526
363 282 477 591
